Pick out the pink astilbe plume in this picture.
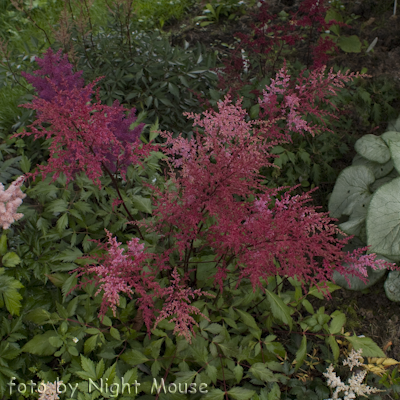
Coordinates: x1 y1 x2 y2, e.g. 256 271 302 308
148 95 395 295
154 268 214 343
75 230 211 338
13 49 147 187
75 229 164 332
0 176 26 229
258 64 368 141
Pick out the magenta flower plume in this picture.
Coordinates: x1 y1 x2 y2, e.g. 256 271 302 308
12 50 148 187
21 48 84 103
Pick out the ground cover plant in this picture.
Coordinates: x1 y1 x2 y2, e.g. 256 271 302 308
1 0 400 399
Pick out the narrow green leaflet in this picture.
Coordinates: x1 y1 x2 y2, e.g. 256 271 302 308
326 335 340 361
294 335 307 372
265 289 293 330
121 349 149 365
234 309 259 330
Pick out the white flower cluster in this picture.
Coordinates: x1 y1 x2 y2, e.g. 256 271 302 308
0 176 26 230
38 381 63 400
323 349 384 400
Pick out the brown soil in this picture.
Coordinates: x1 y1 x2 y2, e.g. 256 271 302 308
166 0 400 375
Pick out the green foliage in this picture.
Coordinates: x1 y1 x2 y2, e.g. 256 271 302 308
58 22 218 139
328 116 400 298
193 0 247 27
134 0 191 28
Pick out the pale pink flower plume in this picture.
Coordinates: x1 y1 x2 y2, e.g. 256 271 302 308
38 381 63 400
0 176 26 229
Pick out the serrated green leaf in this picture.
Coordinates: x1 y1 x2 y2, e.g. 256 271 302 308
265 289 293 330
131 195 152 214
2 252 21 267
346 335 385 357
249 363 276 383
121 349 149 365
228 387 256 400
327 335 340 361
84 334 99 355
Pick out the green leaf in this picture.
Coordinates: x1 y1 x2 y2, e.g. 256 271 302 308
354 134 390 164
174 371 197 385
45 198 68 213
0 234 7 256
250 104 260 119
168 82 180 98
24 308 51 325
21 331 58 355
235 309 259 330
329 313 346 334
121 349 149 365
2 252 21 267
327 335 340 361
265 289 293 330
249 363 276 382
0 274 23 315
367 178 400 260
110 327 121 340
347 335 385 357
81 355 97 380
227 387 256 400
131 195 152 214
20 154 31 173
48 336 63 348
84 334 99 355
338 35 362 53
203 389 225 400
206 365 217 384
328 165 374 219
233 365 243 384
56 213 69 233
294 335 307 372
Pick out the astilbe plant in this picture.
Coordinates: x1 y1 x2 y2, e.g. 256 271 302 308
12 48 148 188
15 49 396 342
75 69 397 342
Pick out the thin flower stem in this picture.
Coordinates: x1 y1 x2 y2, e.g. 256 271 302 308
101 162 145 240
